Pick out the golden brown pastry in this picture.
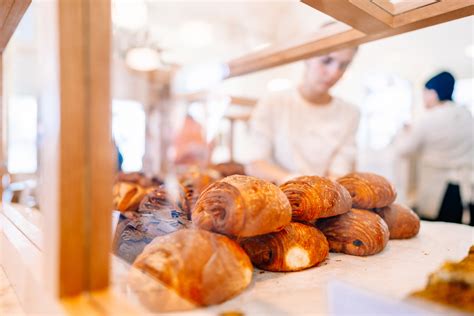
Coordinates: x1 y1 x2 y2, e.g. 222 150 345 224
374 203 420 239
280 176 352 222
129 229 253 311
113 182 149 213
337 172 397 209
411 246 474 313
211 161 246 177
240 222 328 272
177 169 220 217
193 175 292 237
316 208 389 256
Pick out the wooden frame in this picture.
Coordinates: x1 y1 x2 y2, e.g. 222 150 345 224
2 0 118 311
225 0 474 78
40 0 113 297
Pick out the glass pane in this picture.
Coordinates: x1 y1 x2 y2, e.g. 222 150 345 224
2 4 39 209
7 95 38 174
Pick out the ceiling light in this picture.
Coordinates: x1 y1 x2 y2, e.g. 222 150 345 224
125 47 161 72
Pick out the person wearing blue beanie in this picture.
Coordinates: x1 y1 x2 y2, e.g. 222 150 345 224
424 71 455 103
395 71 474 225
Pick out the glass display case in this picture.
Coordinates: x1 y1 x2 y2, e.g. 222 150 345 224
1 0 472 314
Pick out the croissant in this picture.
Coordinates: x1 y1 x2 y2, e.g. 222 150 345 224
280 176 352 223
129 229 253 311
374 203 420 239
113 182 149 213
211 161 246 177
113 186 190 263
192 175 292 237
316 208 389 256
337 172 397 209
178 169 220 217
240 222 328 272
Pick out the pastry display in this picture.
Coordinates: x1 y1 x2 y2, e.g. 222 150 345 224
411 246 474 313
192 175 292 237
280 175 352 222
129 229 253 311
316 208 389 256
110 169 424 311
337 172 397 209
240 222 329 272
374 203 420 239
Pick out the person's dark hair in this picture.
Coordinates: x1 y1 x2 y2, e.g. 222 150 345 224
424 71 455 101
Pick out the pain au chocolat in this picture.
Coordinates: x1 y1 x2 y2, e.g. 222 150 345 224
240 222 329 272
316 208 389 256
192 175 292 237
374 203 420 239
280 176 352 223
129 229 252 311
337 172 396 209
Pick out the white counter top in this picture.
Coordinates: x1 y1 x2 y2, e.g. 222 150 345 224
112 221 473 315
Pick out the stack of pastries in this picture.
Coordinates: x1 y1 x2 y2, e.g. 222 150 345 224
114 170 420 311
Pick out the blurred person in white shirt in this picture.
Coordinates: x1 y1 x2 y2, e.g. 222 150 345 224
245 46 360 184
395 71 474 225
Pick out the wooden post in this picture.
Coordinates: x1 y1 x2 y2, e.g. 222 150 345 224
40 0 113 298
0 54 5 200
228 118 235 162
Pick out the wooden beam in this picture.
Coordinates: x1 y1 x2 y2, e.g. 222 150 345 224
0 0 31 53
302 0 392 33
224 113 251 121
225 2 473 79
227 23 365 78
230 96 257 107
40 0 113 298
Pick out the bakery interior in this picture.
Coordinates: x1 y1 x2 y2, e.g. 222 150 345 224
1 0 473 315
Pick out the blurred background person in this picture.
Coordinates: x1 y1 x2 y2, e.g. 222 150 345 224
174 114 213 168
395 71 474 225
245 46 360 184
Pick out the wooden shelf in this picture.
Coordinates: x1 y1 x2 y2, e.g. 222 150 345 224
225 0 474 78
